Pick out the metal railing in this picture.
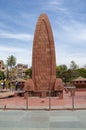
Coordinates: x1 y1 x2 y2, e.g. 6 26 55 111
64 86 76 110
0 86 86 110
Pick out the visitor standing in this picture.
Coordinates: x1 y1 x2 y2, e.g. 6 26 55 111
8 81 11 90
3 81 6 89
15 80 18 91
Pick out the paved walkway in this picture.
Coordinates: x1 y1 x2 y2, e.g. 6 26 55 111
0 110 86 130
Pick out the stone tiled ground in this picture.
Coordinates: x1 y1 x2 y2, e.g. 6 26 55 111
0 110 86 130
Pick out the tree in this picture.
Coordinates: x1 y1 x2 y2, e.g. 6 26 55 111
56 64 80 82
78 68 86 78
56 65 68 82
25 67 32 78
70 69 80 80
84 64 86 69
7 55 16 70
57 64 67 72
6 67 9 79
0 71 5 80
6 55 16 80
63 69 72 82
70 60 78 70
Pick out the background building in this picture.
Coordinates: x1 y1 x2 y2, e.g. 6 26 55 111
0 60 28 80
16 64 28 78
0 60 7 76
71 76 86 90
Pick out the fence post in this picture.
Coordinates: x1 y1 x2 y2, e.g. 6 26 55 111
65 86 75 110
49 90 51 110
71 86 75 110
26 91 28 110
72 89 74 110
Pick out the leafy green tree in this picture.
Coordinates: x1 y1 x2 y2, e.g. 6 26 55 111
6 67 9 79
25 67 32 78
56 62 86 83
59 64 67 71
6 55 16 80
0 71 5 80
70 60 78 70
62 69 72 82
7 55 16 70
70 69 80 80
78 68 86 78
56 64 80 82
56 64 68 82
84 64 86 69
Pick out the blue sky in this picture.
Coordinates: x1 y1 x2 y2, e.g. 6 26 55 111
0 0 86 68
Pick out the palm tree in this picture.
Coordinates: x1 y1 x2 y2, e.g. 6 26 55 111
6 55 16 80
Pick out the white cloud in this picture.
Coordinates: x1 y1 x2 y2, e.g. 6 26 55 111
0 11 35 33
54 20 86 67
0 45 32 65
0 45 26 52
42 0 67 13
0 32 33 41
56 46 86 68
54 20 86 45
48 1 60 6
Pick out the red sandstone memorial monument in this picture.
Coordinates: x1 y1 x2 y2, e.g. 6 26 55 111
24 14 63 98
